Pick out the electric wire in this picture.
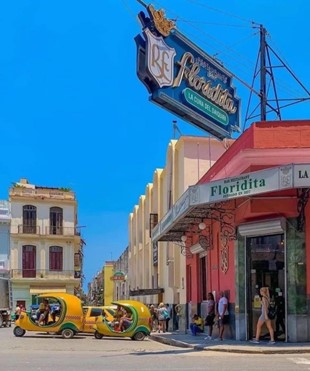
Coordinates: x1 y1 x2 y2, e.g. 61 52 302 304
185 0 255 24
149 0 265 93
120 0 142 25
182 1 309 101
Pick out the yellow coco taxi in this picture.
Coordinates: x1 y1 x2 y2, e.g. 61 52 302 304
93 300 152 341
13 292 84 339
82 305 116 334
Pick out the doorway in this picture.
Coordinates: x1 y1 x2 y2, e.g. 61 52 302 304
246 234 286 341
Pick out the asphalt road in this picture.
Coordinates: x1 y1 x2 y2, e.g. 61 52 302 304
2 327 310 370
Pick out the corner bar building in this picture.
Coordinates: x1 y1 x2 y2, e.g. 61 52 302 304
152 120 310 342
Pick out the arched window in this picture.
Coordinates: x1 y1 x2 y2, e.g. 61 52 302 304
23 205 37 234
22 245 36 277
49 246 63 271
50 207 63 235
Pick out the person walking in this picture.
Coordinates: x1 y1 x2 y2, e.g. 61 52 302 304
157 303 168 333
204 292 215 340
251 287 275 344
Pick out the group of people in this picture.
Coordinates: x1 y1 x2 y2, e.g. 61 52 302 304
149 303 179 333
190 291 228 341
189 287 285 344
36 299 51 325
107 305 133 332
15 299 62 326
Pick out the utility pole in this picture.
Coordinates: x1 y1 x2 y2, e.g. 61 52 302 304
244 23 310 129
260 25 267 121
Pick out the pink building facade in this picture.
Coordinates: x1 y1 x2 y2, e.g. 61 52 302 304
152 120 310 342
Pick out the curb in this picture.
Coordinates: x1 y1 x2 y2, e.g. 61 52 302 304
150 335 310 354
150 334 193 349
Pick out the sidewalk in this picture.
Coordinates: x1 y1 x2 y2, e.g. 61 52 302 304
150 331 310 354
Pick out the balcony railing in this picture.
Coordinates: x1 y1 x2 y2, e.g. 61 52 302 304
11 269 79 280
17 225 40 234
13 225 80 236
45 226 80 236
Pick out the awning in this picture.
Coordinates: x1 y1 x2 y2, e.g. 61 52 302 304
30 288 66 294
151 163 310 242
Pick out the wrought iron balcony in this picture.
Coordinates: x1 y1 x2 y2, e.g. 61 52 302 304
10 269 79 280
45 226 80 236
13 225 81 236
17 225 40 234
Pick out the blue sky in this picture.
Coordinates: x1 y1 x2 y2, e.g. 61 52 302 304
1 0 309 290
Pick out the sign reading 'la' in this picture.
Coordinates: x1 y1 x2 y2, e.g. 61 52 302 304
135 5 241 139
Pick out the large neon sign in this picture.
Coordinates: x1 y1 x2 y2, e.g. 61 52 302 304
135 5 241 139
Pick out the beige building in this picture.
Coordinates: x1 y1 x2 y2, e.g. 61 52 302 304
128 136 233 307
9 179 83 309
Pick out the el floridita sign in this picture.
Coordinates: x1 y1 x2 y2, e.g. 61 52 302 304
135 5 241 139
151 163 310 242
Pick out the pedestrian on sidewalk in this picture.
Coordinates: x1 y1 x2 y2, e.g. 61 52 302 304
190 314 204 336
216 291 229 341
157 303 168 333
149 305 158 332
275 292 285 339
174 304 182 331
165 304 172 332
251 287 275 344
204 292 215 340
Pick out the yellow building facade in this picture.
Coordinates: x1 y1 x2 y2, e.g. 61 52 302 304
9 179 83 309
103 261 114 306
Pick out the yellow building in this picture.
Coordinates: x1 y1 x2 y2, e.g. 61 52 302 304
9 179 83 309
103 261 114 306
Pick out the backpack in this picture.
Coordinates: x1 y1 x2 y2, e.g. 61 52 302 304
163 309 169 319
268 303 276 320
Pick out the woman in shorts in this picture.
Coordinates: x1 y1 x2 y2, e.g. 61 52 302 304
251 287 275 344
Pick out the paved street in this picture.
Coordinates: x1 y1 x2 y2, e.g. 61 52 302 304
2 327 310 370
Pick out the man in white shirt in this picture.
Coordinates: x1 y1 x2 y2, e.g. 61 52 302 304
217 291 228 341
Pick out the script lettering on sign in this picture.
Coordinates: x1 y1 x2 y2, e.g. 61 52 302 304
173 52 237 115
